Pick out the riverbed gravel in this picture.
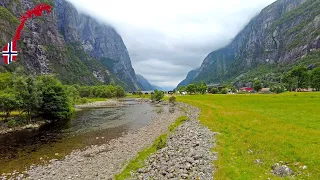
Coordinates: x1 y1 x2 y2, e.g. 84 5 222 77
2 102 216 180
131 103 217 179
5 103 183 180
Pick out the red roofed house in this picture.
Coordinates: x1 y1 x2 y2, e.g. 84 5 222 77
240 87 253 92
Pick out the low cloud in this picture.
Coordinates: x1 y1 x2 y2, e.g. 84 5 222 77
67 0 276 88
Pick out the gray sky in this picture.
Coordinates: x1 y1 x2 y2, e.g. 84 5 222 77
67 0 276 89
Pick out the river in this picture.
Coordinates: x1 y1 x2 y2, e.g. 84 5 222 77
0 99 162 175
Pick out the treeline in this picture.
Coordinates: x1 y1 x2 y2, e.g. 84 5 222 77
281 66 320 91
177 82 208 94
0 72 125 124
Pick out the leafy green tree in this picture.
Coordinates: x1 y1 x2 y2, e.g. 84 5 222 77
64 85 80 105
151 90 164 101
270 84 285 94
186 84 197 94
211 88 218 94
14 76 42 122
221 88 228 94
0 72 13 89
310 67 320 91
115 85 125 98
177 86 186 92
253 80 262 92
290 66 309 89
37 76 74 120
282 73 298 91
197 82 207 94
0 92 19 121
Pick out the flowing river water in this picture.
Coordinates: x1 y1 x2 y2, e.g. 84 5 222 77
0 99 163 175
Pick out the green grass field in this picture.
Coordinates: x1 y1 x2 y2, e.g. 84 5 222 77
177 92 320 179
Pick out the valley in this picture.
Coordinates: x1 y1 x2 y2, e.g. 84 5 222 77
0 0 319 179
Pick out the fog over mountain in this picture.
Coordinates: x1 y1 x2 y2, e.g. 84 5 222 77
67 0 276 89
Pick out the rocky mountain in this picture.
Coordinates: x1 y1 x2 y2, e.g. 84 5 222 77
0 0 141 90
178 0 320 86
136 74 153 91
176 68 199 87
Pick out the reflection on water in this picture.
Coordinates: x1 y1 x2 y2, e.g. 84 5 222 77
0 99 160 174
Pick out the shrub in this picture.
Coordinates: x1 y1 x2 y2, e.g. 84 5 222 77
37 76 74 120
221 88 228 94
169 96 176 104
7 119 17 128
78 98 88 104
270 84 286 94
151 90 164 101
211 88 219 94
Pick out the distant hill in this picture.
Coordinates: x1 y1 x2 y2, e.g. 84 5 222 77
178 0 320 87
136 74 154 90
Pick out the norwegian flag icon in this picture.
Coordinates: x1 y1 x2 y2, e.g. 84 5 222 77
2 41 18 65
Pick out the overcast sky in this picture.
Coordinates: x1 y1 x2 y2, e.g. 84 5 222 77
67 0 276 89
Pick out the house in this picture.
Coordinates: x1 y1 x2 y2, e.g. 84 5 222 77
240 87 253 92
260 88 270 93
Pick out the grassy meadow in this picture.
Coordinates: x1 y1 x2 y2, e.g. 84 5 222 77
177 92 320 179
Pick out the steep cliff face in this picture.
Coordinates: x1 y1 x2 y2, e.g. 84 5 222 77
54 0 141 89
176 68 199 87
0 0 140 90
180 0 320 85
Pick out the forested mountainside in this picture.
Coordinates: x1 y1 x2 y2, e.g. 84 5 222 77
0 0 141 90
178 0 320 87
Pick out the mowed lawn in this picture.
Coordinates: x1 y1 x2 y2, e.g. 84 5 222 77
177 92 320 180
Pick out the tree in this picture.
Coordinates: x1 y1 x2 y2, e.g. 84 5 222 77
115 85 125 98
177 86 186 92
0 72 13 89
14 76 42 122
310 67 320 91
64 85 80 105
197 82 207 94
221 88 228 94
186 84 197 94
270 84 285 94
211 88 218 94
0 92 19 121
290 66 309 89
282 73 297 91
151 90 164 101
253 80 262 92
37 76 74 120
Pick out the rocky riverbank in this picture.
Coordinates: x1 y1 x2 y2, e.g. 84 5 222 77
75 99 124 108
131 104 217 179
4 103 184 180
0 122 45 135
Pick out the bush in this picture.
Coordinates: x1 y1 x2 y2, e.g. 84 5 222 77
78 98 88 104
7 119 17 128
151 90 164 101
270 84 286 94
169 96 176 104
221 88 228 94
211 88 219 94
37 76 74 120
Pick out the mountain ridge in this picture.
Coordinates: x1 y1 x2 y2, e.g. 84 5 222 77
178 0 320 87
